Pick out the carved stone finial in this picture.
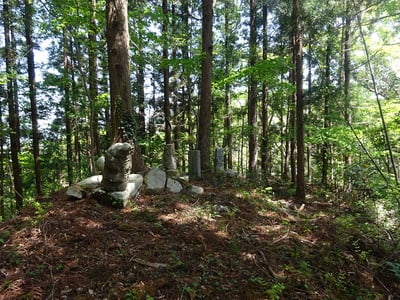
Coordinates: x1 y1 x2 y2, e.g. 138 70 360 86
101 142 133 192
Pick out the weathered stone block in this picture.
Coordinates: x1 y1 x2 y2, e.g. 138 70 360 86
166 178 183 193
188 150 201 179
144 168 167 192
94 174 143 208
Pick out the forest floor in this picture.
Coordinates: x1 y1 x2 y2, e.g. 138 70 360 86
0 177 399 299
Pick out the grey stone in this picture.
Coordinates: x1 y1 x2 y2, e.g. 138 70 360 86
190 185 204 194
102 143 133 192
144 168 167 192
79 175 103 189
94 174 143 208
163 144 177 175
166 178 183 193
96 156 105 174
67 175 103 199
67 184 86 199
188 150 201 179
214 148 225 172
225 169 237 177
213 204 230 213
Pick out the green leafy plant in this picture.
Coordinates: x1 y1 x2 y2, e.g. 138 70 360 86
55 263 64 272
266 282 285 300
250 276 268 288
386 261 400 280
124 289 154 300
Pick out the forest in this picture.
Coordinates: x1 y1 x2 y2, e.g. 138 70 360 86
0 0 400 298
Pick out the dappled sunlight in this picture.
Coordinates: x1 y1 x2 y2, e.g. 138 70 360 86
0 180 398 299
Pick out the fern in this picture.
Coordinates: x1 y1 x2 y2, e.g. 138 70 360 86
386 261 400 280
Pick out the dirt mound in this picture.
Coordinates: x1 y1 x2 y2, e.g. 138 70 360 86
0 182 398 299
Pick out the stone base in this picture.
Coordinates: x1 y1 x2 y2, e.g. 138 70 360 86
67 175 103 200
93 174 143 208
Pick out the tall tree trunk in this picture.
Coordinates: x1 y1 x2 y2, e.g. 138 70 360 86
171 3 180 168
136 39 146 141
182 0 194 151
198 0 213 173
293 0 305 201
343 7 352 191
106 0 132 142
24 0 42 198
321 36 332 186
281 104 289 180
248 0 258 176
4 0 23 210
223 0 233 170
0 101 4 219
306 40 313 183
70 51 82 179
162 0 171 144
100 54 111 144
289 78 296 183
260 2 269 175
88 0 100 170
63 31 74 185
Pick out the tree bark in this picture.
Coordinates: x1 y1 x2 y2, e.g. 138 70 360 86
260 2 270 175
321 35 332 186
248 0 258 176
343 7 352 191
106 0 132 142
136 38 146 141
88 0 100 169
162 0 171 144
4 0 23 210
24 0 42 198
0 97 4 219
63 31 74 185
223 0 233 170
198 0 213 173
182 0 194 151
293 0 305 201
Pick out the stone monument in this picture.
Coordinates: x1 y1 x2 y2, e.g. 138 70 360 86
214 148 225 172
101 142 133 192
188 149 201 180
162 143 178 177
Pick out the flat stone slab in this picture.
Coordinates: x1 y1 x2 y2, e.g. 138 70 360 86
79 175 103 189
94 174 143 208
145 168 167 192
67 174 143 206
67 175 103 199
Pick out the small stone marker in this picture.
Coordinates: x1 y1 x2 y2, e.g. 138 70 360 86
163 144 178 177
144 168 167 192
188 150 201 180
214 148 225 172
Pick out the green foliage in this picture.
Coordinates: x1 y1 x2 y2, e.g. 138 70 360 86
137 132 164 167
214 56 292 89
124 289 154 300
266 283 286 300
386 261 400 281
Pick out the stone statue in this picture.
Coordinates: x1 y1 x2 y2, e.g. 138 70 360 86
101 142 133 192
